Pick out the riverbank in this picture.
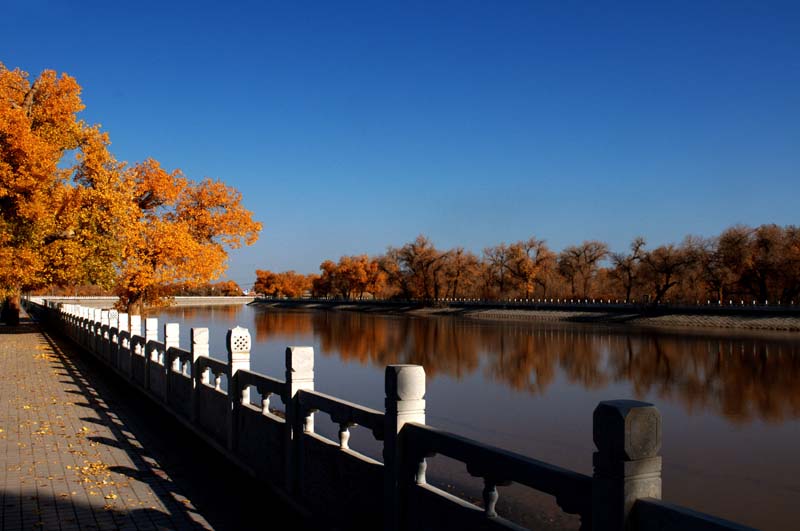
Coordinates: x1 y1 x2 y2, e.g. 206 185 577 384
251 299 800 332
30 296 255 309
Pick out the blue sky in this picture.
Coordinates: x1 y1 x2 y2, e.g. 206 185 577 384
3 1 799 286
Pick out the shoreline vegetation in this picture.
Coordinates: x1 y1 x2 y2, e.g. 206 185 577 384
250 298 800 333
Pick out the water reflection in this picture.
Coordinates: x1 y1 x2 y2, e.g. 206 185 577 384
252 309 800 423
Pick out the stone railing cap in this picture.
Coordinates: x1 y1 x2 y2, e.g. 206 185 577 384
385 365 425 401
593 399 661 460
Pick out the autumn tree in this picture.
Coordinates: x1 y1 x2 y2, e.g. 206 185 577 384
610 236 646 302
113 159 261 312
391 236 448 300
557 241 608 299
506 237 556 298
710 226 752 301
441 248 481 299
312 255 385 299
213 280 243 296
169 280 244 296
0 64 261 317
0 64 124 323
640 243 695 303
483 243 512 297
254 269 279 296
276 271 311 298
254 269 311 298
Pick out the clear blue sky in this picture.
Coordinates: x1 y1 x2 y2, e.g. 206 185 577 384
3 1 798 286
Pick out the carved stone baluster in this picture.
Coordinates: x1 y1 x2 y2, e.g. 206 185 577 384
214 372 222 391
338 423 352 450
483 479 499 518
303 408 316 433
165 323 179 371
261 391 271 415
415 457 427 486
118 313 129 348
145 318 158 360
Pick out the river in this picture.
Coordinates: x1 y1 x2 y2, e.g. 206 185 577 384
154 304 800 530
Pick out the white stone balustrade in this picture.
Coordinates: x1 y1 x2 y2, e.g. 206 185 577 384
31 300 756 531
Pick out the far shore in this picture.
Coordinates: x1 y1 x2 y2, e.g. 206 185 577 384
250 298 800 333
31 295 255 309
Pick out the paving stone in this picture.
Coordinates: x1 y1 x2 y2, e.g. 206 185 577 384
0 311 309 531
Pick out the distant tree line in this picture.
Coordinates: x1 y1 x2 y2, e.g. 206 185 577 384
254 224 800 305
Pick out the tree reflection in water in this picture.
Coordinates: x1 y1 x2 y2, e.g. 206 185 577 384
252 309 800 423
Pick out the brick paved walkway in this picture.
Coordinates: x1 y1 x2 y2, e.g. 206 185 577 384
0 311 307 531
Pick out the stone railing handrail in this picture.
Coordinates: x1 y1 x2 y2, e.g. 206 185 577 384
28 300 759 531
195 355 229 388
235 369 286 403
166 346 193 374
146 339 167 364
632 498 757 531
403 422 592 521
298 388 385 441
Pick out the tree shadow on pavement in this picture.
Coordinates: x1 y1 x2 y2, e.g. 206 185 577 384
37 327 314 531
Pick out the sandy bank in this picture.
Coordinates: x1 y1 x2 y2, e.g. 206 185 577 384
251 300 800 332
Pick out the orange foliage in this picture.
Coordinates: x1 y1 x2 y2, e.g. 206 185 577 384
114 160 261 312
0 63 261 315
167 280 244 296
0 64 123 305
254 269 311 298
281 227 799 306
311 255 385 299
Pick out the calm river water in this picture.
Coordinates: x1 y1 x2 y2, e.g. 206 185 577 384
154 304 800 530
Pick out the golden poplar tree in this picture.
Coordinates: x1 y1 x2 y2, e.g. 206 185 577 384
0 64 123 322
114 159 261 312
1 63 262 318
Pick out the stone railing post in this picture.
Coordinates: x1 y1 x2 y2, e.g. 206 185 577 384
92 310 99 356
115 312 128 370
129 315 142 375
115 312 129 375
130 315 142 339
145 318 158 390
191 327 209 380
592 400 662 531
118 312 129 341
165 323 180 369
191 327 209 422
384 364 426 531
109 311 119 364
284 346 315 494
164 323 180 402
145 318 158 351
76 306 82 340
227 326 251 451
83 307 91 347
100 310 110 359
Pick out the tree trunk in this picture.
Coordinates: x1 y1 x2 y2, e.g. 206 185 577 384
1 288 21 325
